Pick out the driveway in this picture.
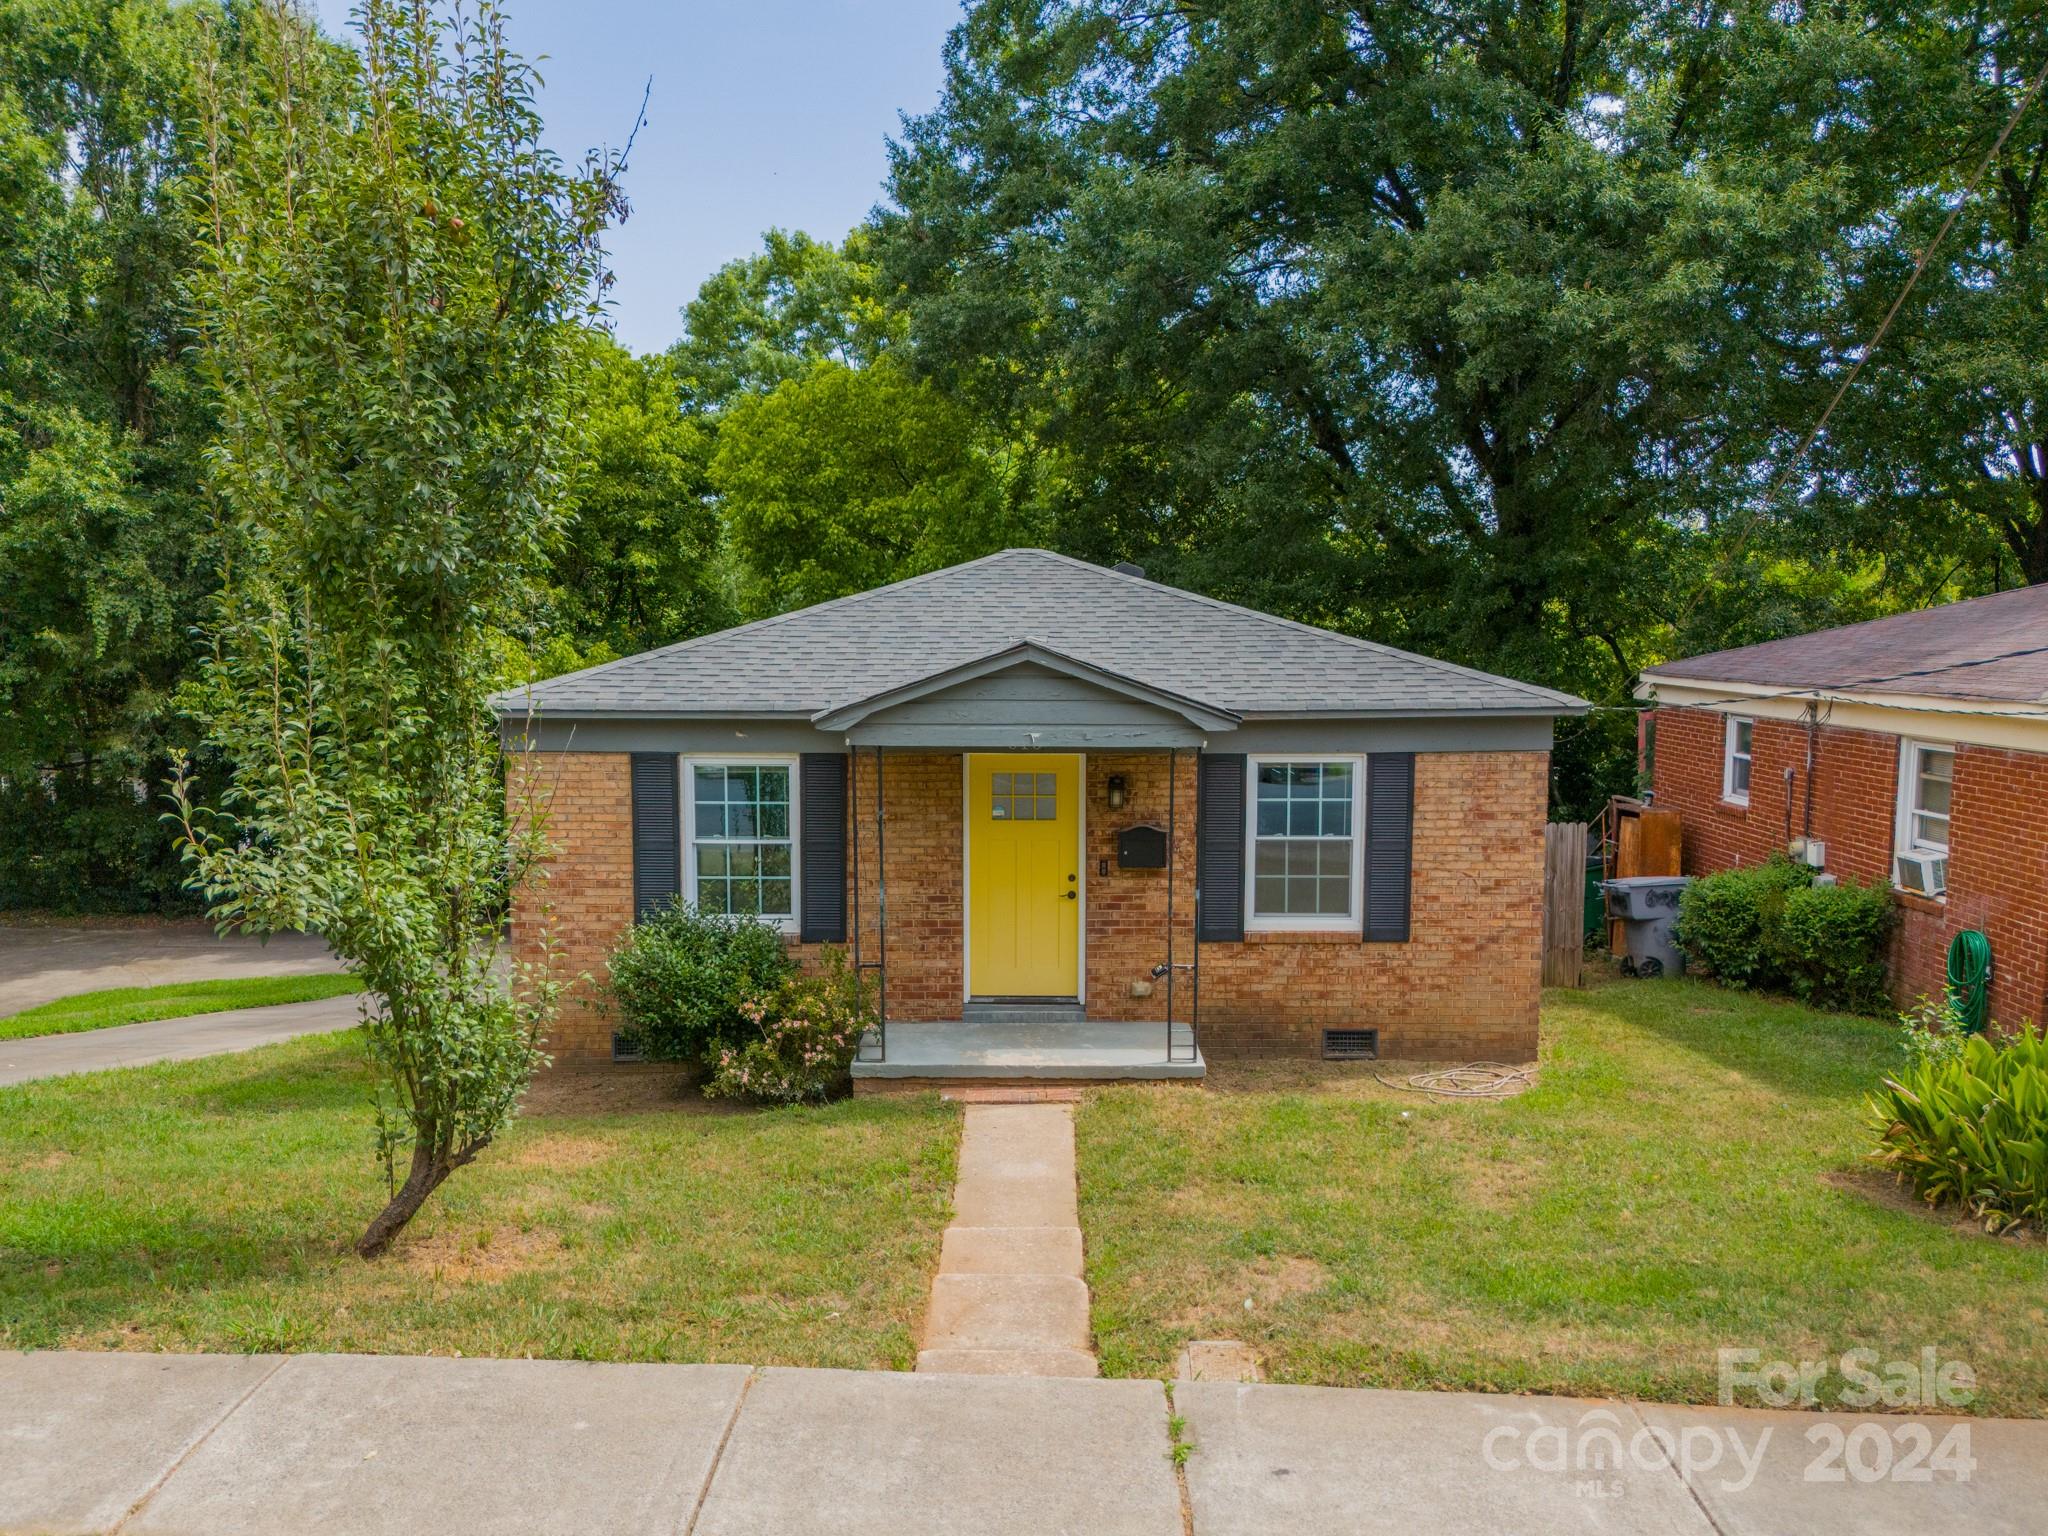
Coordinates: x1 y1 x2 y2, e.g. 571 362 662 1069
0 921 340 1015
0 993 366 1087
1 1351 2041 1535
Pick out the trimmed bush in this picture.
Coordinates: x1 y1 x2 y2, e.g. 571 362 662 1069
604 903 797 1064
1674 855 1894 1014
1769 878 1896 1013
1868 1025 2048 1232
1673 856 1813 990
704 948 875 1105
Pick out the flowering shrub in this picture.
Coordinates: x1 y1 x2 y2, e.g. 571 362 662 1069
703 948 876 1105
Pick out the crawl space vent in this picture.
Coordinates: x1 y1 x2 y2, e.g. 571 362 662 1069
1322 1028 1378 1061
611 1031 646 1064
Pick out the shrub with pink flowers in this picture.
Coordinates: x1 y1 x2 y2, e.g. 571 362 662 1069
702 948 876 1105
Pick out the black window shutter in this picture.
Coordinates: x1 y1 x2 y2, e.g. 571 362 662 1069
629 753 680 920
799 752 849 943
1196 753 1246 942
1364 752 1415 942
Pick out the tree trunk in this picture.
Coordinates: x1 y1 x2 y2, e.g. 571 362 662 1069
355 1138 454 1258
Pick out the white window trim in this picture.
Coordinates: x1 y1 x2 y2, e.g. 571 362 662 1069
1244 754 1366 934
680 754 801 934
1893 739 1953 897
1722 715 1754 805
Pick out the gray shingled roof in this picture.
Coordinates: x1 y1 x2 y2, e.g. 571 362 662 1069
1645 584 2048 704
495 549 1585 719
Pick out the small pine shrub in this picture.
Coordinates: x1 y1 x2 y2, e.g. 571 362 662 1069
604 902 797 1064
1868 1024 2048 1232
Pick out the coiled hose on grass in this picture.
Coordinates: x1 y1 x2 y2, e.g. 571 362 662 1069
1947 928 1992 1035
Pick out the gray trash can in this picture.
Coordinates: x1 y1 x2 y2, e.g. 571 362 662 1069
1601 876 1693 978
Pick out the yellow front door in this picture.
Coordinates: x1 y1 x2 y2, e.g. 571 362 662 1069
967 754 1081 997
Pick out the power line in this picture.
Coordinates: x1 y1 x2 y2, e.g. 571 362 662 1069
1672 51 2048 630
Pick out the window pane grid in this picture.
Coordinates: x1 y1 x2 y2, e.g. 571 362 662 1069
1252 760 1354 920
990 770 1055 821
692 764 794 920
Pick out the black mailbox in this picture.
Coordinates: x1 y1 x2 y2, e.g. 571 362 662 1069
1116 823 1168 869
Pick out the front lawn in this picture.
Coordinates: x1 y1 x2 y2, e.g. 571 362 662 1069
1078 978 2048 1415
0 1035 956 1368
0 974 363 1040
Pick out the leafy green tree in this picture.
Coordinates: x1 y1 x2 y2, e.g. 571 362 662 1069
879 0 1930 812
670 226 899 412
0 0 221 910
711 356 1038 614
547 336 727 654
1805 11 2048 589
178 0 618 1255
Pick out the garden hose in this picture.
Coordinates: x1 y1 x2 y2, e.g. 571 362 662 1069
1946 929 1992 1035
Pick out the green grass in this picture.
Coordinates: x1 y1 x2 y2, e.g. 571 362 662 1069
0 974 365 1040
1077 978 2048 1415
0 1035 957 1368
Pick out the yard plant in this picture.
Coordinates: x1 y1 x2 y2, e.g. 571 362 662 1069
704 949 877 1104
1869 1025 2048 1232
1675 857 1895 1013
173 0 624 1255
606 904 797 1065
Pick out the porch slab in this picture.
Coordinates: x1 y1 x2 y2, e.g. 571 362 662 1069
851 1019 1204 1082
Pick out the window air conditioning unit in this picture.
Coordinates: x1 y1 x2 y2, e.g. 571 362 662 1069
1895 851 1947 898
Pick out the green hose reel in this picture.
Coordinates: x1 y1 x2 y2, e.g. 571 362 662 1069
1946 929 1992 1036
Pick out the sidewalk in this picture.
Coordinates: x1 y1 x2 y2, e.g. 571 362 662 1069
0 994 364 1087
2 1350 2041 1535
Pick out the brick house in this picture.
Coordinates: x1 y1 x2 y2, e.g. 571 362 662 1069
1639 585 2048 1025
496 550 1585 1085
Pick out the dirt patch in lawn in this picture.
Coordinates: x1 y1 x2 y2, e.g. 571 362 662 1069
1197 1057 1536 1100
4 1149 73 1173
521 1063 728 1116
400 1225 565 1281
502 1133 620 1170
1822 1167 2044 1244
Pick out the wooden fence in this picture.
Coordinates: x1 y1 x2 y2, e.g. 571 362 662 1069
1542 821 1589 988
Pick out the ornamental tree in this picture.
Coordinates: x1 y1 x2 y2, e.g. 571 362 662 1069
177 0 622 1255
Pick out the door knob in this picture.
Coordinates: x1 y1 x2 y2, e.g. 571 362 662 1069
1063 890 1076 900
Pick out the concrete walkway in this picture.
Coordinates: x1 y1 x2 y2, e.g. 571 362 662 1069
916 1102 1096 1377
0 923 339 1015
3 1350 2043 1535
0 993 366 1087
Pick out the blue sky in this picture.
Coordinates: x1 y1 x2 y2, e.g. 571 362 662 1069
311 0 961 354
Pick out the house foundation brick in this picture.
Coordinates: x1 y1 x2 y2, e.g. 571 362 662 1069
510 747 1550 1067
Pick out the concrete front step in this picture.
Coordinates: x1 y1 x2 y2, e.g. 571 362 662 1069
961 1002 1087 1024
939 1226 1085 1276
923 1274 1093 1353
851 1019 1204 1086
914 1348 1099 1378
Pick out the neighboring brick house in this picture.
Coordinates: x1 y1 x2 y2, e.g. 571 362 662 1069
495 550 1585 1085
1639 585 2048 1026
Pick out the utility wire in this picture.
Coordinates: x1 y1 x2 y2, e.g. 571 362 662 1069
1672 52 2048 631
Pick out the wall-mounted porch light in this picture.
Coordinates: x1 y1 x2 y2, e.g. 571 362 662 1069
1105 773 1128 810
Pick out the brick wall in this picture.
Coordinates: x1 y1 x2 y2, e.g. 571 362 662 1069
1651 706 2048 1026
506 751 635 1062
511 746 1550 1065
1194 751 1548 1061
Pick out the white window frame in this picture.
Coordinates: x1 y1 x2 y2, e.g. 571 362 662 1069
1894 739 1954 897
1722 715 1754 805
1244 754 1366 934
681 754 801 934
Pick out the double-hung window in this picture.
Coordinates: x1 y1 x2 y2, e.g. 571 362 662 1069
1894 741 1953 897
685 759 797 927
1722 716 1754 804
1247 758 1362 929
